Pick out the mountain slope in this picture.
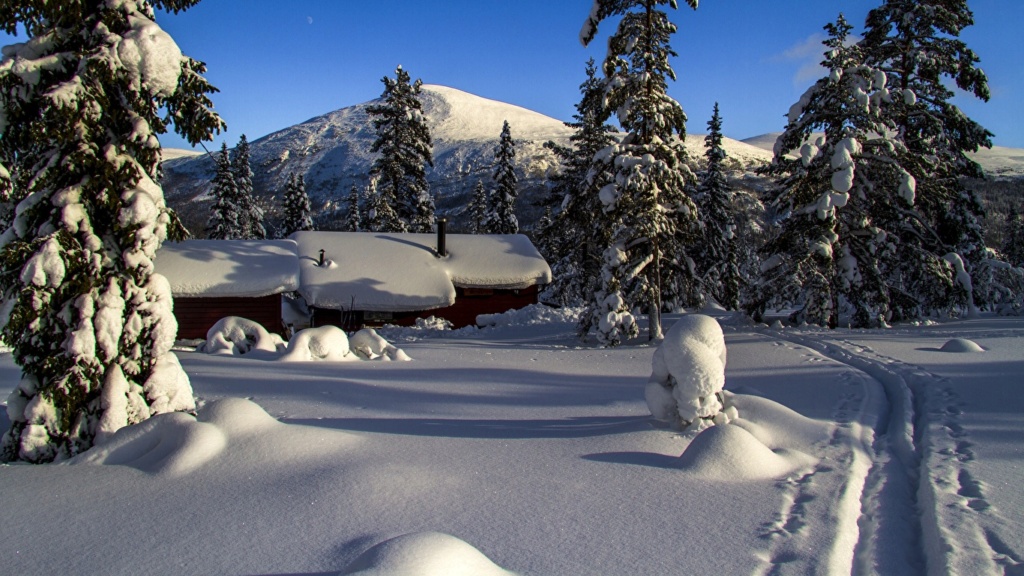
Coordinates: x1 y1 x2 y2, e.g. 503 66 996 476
162 86 770 235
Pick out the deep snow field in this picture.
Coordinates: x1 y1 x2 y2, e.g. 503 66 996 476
1 306 1022 575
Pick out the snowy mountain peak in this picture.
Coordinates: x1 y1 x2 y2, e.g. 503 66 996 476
160 86 772 235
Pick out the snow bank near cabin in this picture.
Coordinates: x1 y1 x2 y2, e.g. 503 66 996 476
646 315 737 430
200 317 410 362
342 531 517 576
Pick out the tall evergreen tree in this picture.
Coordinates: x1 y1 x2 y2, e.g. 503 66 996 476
344 184 363 232
540 58 616 310
1003 205 1024 268
697 103 741 310
281 173 313 237
468 180 489 234
365 176 402 233
231 134 265 239
486 120 519 234
0 0 223 462
579 0 701 344
367 65 434 233
751 15 956 328
861 0 993 305
207 143 241 239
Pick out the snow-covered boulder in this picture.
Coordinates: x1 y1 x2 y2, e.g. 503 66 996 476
341 531 517 576
200 316 286 356
645 314 737 431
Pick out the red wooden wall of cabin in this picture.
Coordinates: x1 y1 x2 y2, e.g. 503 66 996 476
311 285 541 330
172 295 285 339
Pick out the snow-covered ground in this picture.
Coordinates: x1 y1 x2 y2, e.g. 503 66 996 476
1 307 1022 575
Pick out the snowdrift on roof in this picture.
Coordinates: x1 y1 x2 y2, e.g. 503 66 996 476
291 231 551 312
154 239 300 298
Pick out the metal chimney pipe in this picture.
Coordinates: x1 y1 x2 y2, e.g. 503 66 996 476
437 218 447 258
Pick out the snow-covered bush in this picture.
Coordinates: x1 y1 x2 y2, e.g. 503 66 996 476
200 317 410 362
279 326 355 362
200 317 286 356
349 328 412 361
645 314 737 431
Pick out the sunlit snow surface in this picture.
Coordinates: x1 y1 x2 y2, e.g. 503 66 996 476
1 308 1022 575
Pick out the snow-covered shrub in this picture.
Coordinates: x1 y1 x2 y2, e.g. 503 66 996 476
645 314 737 431
201 317 285 356
349 328 411 361
279 326 356 362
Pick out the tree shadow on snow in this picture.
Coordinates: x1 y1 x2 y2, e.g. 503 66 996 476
284 414 651 439
581 451 680 469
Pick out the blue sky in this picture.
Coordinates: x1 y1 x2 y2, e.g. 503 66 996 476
6 1 1024 149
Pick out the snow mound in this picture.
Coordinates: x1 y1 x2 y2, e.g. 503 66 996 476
200 316 285 356
349 328 412 361
476 303 581 328
677 423 815 481
646 315 736 430
730 394 836 453
939 338 985 353
341 531 517 576
67 411 226 477
280 326 356 362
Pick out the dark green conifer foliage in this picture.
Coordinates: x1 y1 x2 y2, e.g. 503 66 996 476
207 143 240 239
697 103 741 310
861 0 993 300
468 180 489 234
367 66 434 233
282 173 313 237
0 0 223 462
486 120 519 234
232 134 265 239
539 58 615 311
344 184 363 232
579 0 700 345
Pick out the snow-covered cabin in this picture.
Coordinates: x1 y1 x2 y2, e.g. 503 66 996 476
154 239 301 339
291 230 552 329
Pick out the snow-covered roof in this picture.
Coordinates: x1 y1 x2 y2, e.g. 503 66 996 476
154 239 300 298
291 231 552 312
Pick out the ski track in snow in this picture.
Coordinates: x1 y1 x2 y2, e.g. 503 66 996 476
759 328 1024 576
751 337 879 576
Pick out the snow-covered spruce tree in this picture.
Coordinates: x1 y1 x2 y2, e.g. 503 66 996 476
365 175 402 233
231 134 265 239
367 65 434 233
486 120 519 235
207 143 240 239
1003 205 1024 267
540 58 617 310
468 180 488 234
579 0 701 344
343 184 363 232
696 103 741 310
0 0 224 462
281 173 313 237
751 15 939 328
861 0 994 308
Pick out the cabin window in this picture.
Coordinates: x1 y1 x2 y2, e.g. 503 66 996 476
364 311 394 322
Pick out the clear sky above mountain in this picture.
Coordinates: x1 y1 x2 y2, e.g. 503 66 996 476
4 1 1022 149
